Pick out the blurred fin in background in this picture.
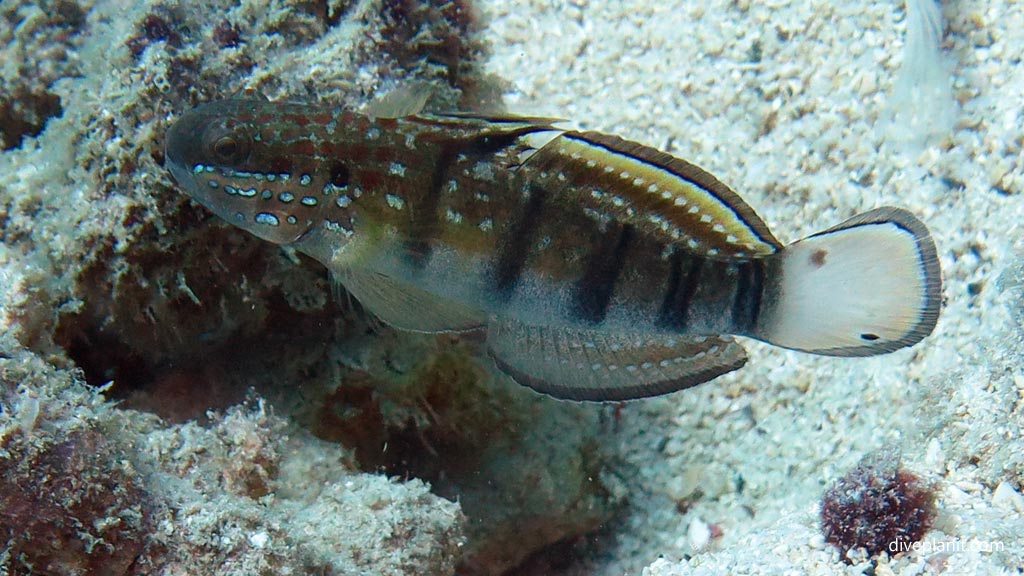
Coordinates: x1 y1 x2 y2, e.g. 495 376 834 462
881 0 956 153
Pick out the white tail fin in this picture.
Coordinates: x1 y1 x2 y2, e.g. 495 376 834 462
756 207 941 356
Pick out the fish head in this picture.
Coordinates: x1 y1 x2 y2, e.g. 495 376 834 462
165 98 322 245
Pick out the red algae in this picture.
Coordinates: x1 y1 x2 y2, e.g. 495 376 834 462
821 450 937 562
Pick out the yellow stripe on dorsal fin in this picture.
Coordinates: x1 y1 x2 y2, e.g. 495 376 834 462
543 131 783 259
485 317 748 401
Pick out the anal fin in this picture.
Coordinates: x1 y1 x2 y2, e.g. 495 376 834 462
336 268 486 333
486 318 748 401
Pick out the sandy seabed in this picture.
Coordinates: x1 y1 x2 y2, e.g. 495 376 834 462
1 0 1022 574
483 0 1024 574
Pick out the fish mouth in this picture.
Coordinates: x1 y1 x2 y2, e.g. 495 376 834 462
164 109 231 221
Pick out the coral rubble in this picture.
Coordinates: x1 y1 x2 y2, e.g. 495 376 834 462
0 1 620 573
0 334 465 575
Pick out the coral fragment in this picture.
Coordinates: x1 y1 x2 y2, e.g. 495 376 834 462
820 450 937 562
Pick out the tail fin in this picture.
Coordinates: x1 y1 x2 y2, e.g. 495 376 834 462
756 207 941 356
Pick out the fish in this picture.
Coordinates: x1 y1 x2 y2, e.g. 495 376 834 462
164 90 942 401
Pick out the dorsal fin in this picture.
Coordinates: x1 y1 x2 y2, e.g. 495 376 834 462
364 83 433 119
485 316 748 401
404 113 562 148
528 131 782 259
430 111 565 126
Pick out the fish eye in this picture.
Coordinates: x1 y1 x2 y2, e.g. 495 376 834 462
213 136 239 159
206 125 252 165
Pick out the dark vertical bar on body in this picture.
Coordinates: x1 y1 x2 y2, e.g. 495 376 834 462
405 130 537 270
491 185 550 301
402 145 456 269
658 251 704 330
731 260 765 334
572 223 634 324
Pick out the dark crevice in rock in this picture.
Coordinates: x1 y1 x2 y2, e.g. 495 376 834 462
0 88 62 150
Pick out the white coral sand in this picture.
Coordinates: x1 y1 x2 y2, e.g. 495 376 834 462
484 0 1024 574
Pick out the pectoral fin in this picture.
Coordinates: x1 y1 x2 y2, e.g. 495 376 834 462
336 268 486 333
486 317 747 401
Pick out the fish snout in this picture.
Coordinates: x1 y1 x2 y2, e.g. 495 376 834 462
164 110 208 181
